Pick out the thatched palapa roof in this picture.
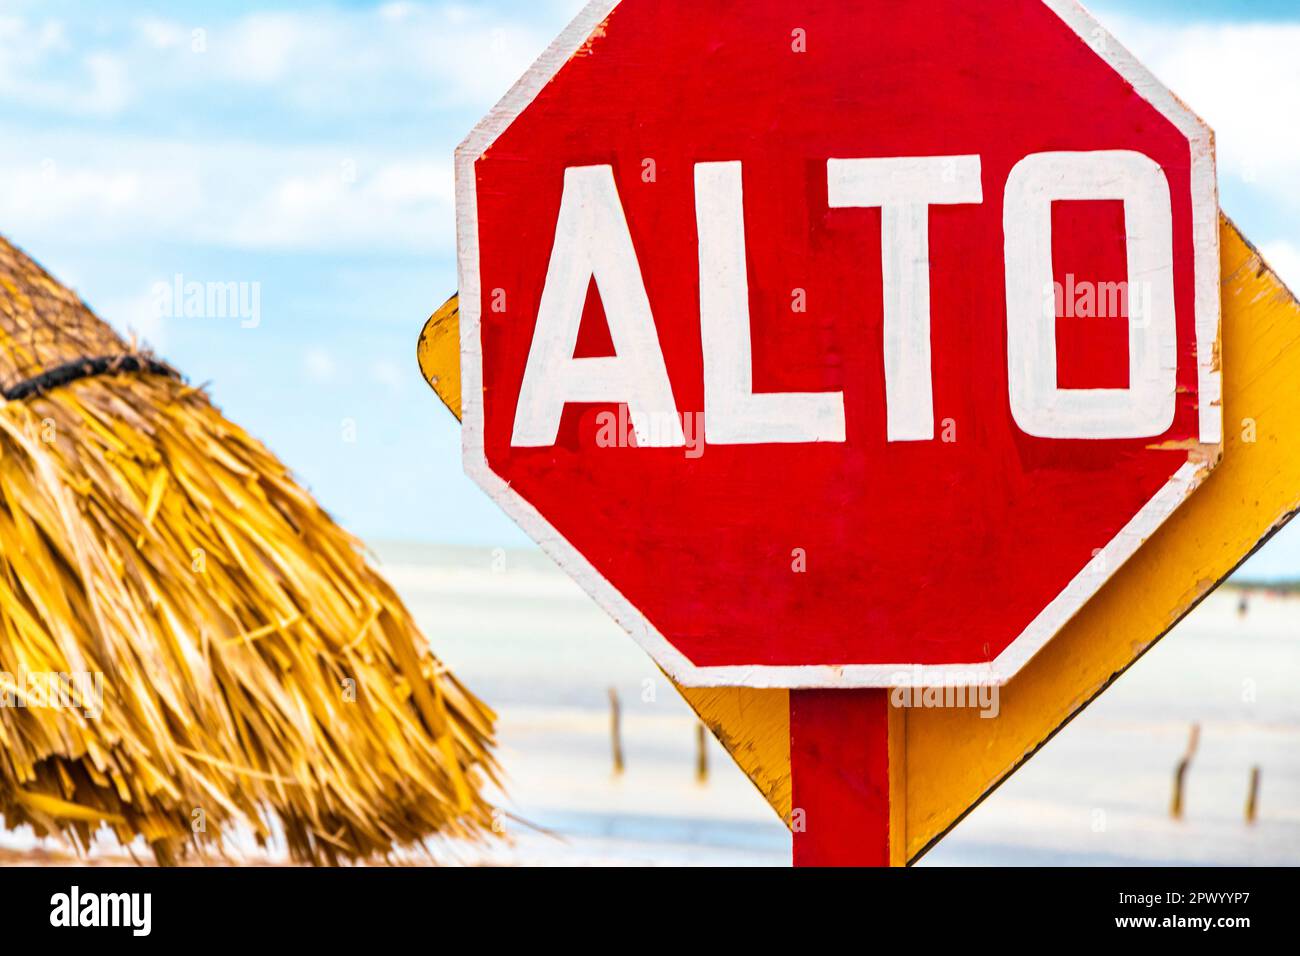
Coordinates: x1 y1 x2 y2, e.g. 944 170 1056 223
0 236 497 864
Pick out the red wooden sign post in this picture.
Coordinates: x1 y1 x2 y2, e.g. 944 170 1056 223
790 689 894 866
456 0 1220 865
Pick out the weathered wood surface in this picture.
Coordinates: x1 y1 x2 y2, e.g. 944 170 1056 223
415 294 461 420
418 214 1299 862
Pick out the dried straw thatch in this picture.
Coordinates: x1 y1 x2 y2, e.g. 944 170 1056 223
0 236 498 864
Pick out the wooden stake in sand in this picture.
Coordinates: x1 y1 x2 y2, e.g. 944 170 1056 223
695 723 708 784
1170 724 1200 821
1245 766 1260 824
0 236 499 864
608 687 624 776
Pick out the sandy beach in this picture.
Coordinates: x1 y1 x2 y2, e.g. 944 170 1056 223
3 540 1296 866
387 543 1299 866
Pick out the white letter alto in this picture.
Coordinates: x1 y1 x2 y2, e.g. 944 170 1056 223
512 165 684 448
696 161 846 445
1003 150 1176 439
828 155 983 441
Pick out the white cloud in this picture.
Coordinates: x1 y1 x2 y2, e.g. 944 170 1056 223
0 2 564 254
221 13 315 86
170 4 556 112
378 3 422 22
0 17 131 116
8 3 1288 264
367 162 455 206
0 15 69 59
76 54 131 115
0 134 455 254
1261 241 1300 294
303 347 337 383
370 358 407 393
135 17 188 51
221 156 455 252
2 3 576 123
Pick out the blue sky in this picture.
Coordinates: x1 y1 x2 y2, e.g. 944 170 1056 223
1 0 1298 578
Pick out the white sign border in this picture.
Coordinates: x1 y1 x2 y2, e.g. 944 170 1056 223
455 0 1221 688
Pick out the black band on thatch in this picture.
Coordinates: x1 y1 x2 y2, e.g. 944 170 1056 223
2 355 181 402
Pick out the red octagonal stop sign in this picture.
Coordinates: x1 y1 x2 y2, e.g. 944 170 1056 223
457 0 1220 687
